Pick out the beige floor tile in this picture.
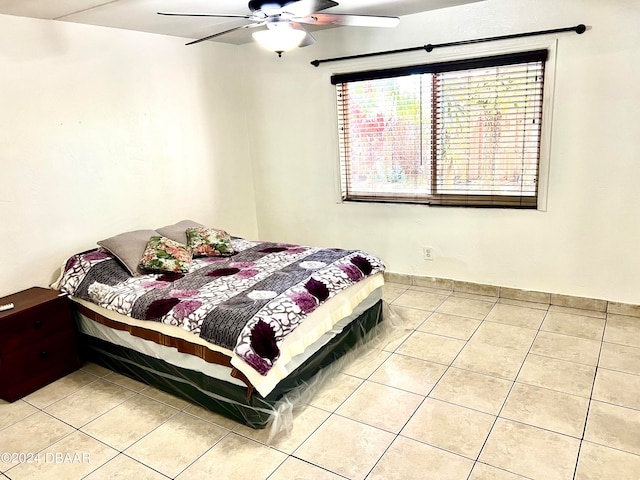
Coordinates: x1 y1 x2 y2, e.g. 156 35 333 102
608 302 640 318
401 398 495 459
138 385 191 409
81 394 178 450
485 303 546 329
411 276 453 291
341 348 391 379
182 403 240 430
84 454 168 480
408 284 454 295
44 379 136 428
436 296 495 320
599 342 640 375
541 311 605 340
418 312 481 340
498 297 549 311
452 281 498 296
81 362 112 377
382 284 407 303
479 418 580 480
13 283 640 480
452 342 527 380
0 399 38 430
550 295 607 313
125 412 227 477
429 367 512 415
177 432 286 480
102 372 147 392
309 373 363 411
604 314 640 348
469 463 531 479
584 401 640 455
383 328 414 353
22 370 97 409
517 354 596 397
269 456 343 480
234 405 329 454
530 331 601 366
369 353 447 395
500 383 589 438
387 305 430 329
384 273 411 285
295 415 395 480
336 381 423 433
0 411 74 461
470 322 537 351
396 331 466 365
575 441 640 480
382 330 411 352
368 435 473 480
391 289 448 311
500 288 550 305
7 431 117 480
592 368 640 410
451 291 499 303
548 305 606 319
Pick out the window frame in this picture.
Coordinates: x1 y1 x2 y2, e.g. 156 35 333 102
331 41 558 211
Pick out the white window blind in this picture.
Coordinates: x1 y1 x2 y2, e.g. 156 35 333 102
333 50 547 208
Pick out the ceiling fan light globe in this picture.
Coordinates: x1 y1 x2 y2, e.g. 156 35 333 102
252 28 306 54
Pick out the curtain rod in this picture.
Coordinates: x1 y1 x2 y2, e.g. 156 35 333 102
310 24 586 67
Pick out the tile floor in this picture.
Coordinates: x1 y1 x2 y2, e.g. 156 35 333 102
2 281 640 479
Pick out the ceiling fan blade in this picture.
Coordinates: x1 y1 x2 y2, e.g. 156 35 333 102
158 12 253 19
299 13 400 28
282 0 339 17
291 22 316 47
186 22 264 46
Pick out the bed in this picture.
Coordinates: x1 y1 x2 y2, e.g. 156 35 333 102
55 220 386 429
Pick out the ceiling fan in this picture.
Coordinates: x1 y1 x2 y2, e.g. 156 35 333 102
158 0 400 57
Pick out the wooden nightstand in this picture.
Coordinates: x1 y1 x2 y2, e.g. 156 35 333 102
0 287 80 402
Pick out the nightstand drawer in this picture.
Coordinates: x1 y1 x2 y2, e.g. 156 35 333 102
0 331 80 401
0 296 74 354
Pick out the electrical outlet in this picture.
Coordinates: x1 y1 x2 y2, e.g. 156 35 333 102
423 247 434 261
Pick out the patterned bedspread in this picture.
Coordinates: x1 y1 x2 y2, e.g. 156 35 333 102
57 239 385 375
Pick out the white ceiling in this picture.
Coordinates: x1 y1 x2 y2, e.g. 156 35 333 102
0 0 483 45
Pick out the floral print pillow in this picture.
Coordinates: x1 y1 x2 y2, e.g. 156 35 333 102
139 236 192 273
186 227 235 257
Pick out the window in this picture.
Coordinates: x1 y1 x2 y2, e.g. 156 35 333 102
333 50 548 208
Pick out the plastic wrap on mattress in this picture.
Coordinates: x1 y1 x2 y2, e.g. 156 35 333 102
77 300 406 438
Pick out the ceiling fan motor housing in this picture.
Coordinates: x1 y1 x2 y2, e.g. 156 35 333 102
266 15 295 29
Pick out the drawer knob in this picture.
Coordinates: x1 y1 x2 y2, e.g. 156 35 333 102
39 351 49 360
34 320 43 329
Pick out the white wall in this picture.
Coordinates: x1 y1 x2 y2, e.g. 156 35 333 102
0 14 258 297
243 0 640 304
2 0 638 304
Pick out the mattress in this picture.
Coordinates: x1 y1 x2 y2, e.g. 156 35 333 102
77 299 384 429
70 274 383 397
